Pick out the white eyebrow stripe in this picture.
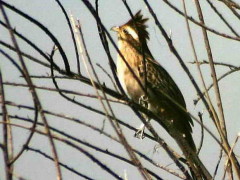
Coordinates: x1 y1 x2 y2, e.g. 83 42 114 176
125 26 139 40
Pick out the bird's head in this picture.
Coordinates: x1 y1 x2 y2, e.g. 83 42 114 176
111 10 149 45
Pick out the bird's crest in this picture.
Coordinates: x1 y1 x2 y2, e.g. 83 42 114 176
125 10 149 41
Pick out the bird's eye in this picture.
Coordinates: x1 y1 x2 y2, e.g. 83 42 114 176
123 29 129 34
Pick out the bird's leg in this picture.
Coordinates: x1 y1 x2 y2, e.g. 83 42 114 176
134 95 150 139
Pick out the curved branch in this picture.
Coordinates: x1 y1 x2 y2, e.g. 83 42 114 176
0 1 71 73
0 50 39 166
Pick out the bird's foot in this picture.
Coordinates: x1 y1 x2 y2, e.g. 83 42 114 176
134 123 145 139
139 95 149 108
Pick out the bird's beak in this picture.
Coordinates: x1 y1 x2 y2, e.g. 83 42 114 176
111 26 119 32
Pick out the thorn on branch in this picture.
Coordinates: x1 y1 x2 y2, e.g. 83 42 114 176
100 119 106 134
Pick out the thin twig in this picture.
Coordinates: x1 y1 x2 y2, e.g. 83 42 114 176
195 0 227 144
194 67 240 105
216 0 240 9
161 0 240 41
54 0 81 74
206 0 239 37
96 63 119 92
182 0 211 157
197 112 204 155
222 135 240 179
213 149 223 179
189 60 238 69
0 69 12 180
0 21 62 72
27 146 94 180
3 81 125 104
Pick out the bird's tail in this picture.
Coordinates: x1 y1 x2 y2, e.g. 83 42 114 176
175 135 212 180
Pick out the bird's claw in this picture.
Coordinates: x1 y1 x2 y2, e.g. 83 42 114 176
134 123 145 139
139 95 149 108
134 129 145 139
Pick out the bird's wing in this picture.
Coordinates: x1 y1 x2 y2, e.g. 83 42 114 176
146 58 185 104
145 58 194 129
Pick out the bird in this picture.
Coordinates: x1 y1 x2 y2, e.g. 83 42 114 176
111 10 212 180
